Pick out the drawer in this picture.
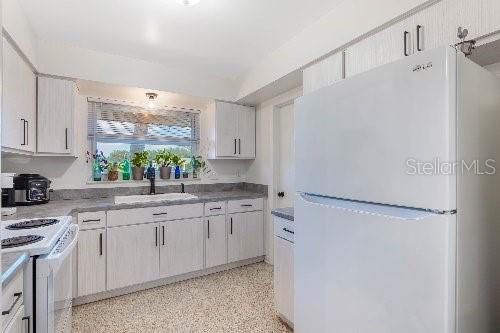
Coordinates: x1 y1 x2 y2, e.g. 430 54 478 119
227 198 263 213
205 201 226 216
78 211 106 230
1 269 24 332
274 216 294 243
107 204 204 227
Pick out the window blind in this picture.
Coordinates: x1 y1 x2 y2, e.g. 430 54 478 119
88 101 200 146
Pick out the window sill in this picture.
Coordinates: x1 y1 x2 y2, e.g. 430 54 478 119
86 178 202 185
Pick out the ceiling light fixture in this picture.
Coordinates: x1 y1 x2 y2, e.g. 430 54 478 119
146 92 158 109
176 0 201 7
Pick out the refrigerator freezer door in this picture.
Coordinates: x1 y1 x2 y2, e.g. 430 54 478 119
295 46 457 211
294 193 456 333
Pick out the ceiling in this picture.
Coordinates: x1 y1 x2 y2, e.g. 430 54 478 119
77 79 210 110
20 0 344 81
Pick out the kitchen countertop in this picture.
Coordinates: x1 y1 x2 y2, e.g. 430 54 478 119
9 190 266 220
271 207 294 222
2 251 29 287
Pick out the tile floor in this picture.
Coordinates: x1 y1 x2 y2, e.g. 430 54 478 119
72 262 292 333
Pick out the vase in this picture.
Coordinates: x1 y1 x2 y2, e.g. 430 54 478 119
122 159 131 180
160 166 172 180
182 171 189 179
108 170 119 181
92 160 102 181
192 169 198 179
132 167 145 180
174 166 181 179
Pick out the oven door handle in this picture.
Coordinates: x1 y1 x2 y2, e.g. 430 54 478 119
43 224 79 272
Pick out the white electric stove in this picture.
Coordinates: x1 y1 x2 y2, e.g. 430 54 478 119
1 216 79 333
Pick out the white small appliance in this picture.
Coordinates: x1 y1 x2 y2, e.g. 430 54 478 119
294 46 500 333
1 216 78 333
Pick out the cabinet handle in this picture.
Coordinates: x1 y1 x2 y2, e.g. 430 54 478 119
152 212 168 216
207 220 210 239
82 219 101 223
230 217 233 235
22 316 31 333
99 233 103 256
416 25 423 52
341 50 346 79
283 227 295 235
26 120 29 145
162 226 165 246
238 138 241 155
2 292 22 315
234 139 237 154
21 119 26 146
209 207 222 211
155 226 158 247
403 31 410 56
65 128 69 150
241 204 253 207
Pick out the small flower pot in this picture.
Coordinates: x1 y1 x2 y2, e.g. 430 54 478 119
132 167 145 181
107 170 119 181
192 170 198 179
160 166 172 180
182 171 189 179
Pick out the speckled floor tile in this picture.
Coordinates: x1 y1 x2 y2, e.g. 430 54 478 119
72 263 292 333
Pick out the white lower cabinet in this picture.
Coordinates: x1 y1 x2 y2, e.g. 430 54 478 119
3 305 26 333
107 223 160 290
77 229 106 296
274 236 294 325
228 211 264 263
159 218 204 278
205 215 227 268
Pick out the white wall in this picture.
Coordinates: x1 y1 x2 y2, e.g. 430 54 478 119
486 62 500 76
2 93 252 190
246 86 303 264
236 0 435 100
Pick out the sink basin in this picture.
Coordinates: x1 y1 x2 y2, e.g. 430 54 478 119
114 193 198 205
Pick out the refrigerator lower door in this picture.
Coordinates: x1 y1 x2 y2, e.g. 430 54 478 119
295 193 456 333
295 46 457 212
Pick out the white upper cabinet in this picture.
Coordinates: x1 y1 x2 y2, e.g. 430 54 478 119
206 101 255 159
453 0 500 43
37 76 76 155
303 52 343 94
2 37 36 153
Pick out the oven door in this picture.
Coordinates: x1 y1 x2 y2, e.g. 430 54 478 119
36 224 79 333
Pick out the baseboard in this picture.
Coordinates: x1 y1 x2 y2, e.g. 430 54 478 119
73 256 265 306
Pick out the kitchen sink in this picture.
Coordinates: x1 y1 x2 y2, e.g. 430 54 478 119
114 193 198 205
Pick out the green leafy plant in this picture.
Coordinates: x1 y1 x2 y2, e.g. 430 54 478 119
106 162 124 172
154 149 173 167
170 154 183 167
190 156 205 171
131 151 149 168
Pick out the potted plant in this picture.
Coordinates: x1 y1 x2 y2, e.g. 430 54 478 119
106 162 123 181
170 154 182 179
190 156 205 179
131 151 149 180
154 149 173 180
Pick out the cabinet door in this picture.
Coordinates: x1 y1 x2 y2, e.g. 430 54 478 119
4 304 25 333
37 77 75 154
215 102 238 157
303 52 343 94
205 215 227 268
228 211 264 263
346 17 413 77
77 229 106 296
236 105 255 158
107 223 159 290
411 0 458 54
159 218 203 278
274 236 294 324
2 38 35 152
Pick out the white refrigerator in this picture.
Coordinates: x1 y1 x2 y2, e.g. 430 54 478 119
294 46 500 333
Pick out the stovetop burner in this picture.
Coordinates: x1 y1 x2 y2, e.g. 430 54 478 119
6 218 59 230
1 235 44 249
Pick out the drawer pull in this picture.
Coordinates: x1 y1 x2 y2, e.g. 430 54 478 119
2 292 22 316
283 228 294 235
22 316 30 333
241 204 253 207
153 212 168 216
83 219 101 223
209 207 222 211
